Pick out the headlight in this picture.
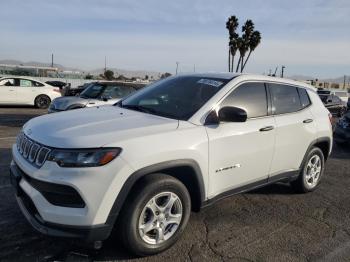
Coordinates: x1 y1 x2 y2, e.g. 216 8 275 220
47 148 122 167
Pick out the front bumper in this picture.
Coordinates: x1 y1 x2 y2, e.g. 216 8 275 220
10 162 113 241
11 142 135 240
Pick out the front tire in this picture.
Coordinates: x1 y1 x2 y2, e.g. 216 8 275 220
291 147 325 193
119 174 191 256
35 95 51 109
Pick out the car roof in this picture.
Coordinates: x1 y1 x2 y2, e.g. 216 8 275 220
176 73 316 92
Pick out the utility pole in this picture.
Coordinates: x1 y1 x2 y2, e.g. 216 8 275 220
104 56 107 73
281 65 285 78
193 64 196 73
51 53 54 68
176 62 179 75
343 75 346 89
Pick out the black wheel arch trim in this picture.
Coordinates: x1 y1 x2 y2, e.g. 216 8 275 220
299 136 331 170
105 159 206 229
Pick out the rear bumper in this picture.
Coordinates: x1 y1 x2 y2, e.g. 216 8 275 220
10 162 113 241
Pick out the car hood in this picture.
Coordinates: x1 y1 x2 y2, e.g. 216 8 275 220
51 96 89 110
23 106 179 148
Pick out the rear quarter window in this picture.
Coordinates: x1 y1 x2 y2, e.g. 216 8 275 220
297 88 311 108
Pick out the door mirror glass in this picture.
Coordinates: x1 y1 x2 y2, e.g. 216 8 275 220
218 106 247 122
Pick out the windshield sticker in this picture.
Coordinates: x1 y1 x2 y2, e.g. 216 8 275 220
197 79 223 87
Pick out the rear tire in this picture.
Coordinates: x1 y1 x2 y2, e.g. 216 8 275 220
118 174 191 256
35 95 51 109
291 147 325 193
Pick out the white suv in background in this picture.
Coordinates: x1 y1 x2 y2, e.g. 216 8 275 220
10 73 332 256
0 77 61 108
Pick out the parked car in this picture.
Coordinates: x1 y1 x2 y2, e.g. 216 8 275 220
334 112 350 145
65 82 91 96
0 76 61 108
10 74 332 256
48 81 142 113
318 94 346 117
45 80 68 89
317 88 349 103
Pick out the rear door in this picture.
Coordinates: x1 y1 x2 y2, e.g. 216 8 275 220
16 78 36 104
0 78 17 103
268 84 316 176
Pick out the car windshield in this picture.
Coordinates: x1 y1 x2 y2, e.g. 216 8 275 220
80 84 105 99
319 94 329 103
118 75 231 120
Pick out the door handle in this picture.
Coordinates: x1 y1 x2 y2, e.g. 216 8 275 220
303 119 313 123
9 90 15 92
259 126 274 132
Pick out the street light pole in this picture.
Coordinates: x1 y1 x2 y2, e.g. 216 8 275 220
281 65 285 78
176 62 179 75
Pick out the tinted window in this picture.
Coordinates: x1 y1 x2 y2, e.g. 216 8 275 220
319 94 328 103
221 82 267 118
120 76 230 120
270 84 301 114
32 81 44 87
333 96 341 103
317 90 330 95
298 88 311 108
102 85 135 98
80 84 105 99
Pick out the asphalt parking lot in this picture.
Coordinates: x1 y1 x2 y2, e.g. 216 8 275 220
1 107 350 262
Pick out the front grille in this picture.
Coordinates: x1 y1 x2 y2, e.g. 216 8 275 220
16 132 51 167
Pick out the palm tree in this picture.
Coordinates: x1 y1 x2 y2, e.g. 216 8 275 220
239 20 255 72
226 16 262 73
241 31 261 72
226 16 239 72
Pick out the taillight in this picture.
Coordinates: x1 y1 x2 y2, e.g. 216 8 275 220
53 88 61 93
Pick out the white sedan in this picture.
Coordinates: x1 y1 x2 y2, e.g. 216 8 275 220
0 77 62 108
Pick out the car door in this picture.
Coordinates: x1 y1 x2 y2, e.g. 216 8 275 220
0 78 17 103
206 82 276 197
0 78 17 104
268 84 316 176
16 78 38 104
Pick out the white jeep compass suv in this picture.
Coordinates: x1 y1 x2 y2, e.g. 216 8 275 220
10 73 332 256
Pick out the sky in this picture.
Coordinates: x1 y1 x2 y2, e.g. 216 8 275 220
0 0 349 78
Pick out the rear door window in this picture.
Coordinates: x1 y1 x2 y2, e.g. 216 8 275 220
270 84 302 114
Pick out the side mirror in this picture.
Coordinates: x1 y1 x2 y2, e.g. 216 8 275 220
218 106 247 122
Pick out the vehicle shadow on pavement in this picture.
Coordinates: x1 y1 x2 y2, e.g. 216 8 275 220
330 143 350 160
0 114 43 127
